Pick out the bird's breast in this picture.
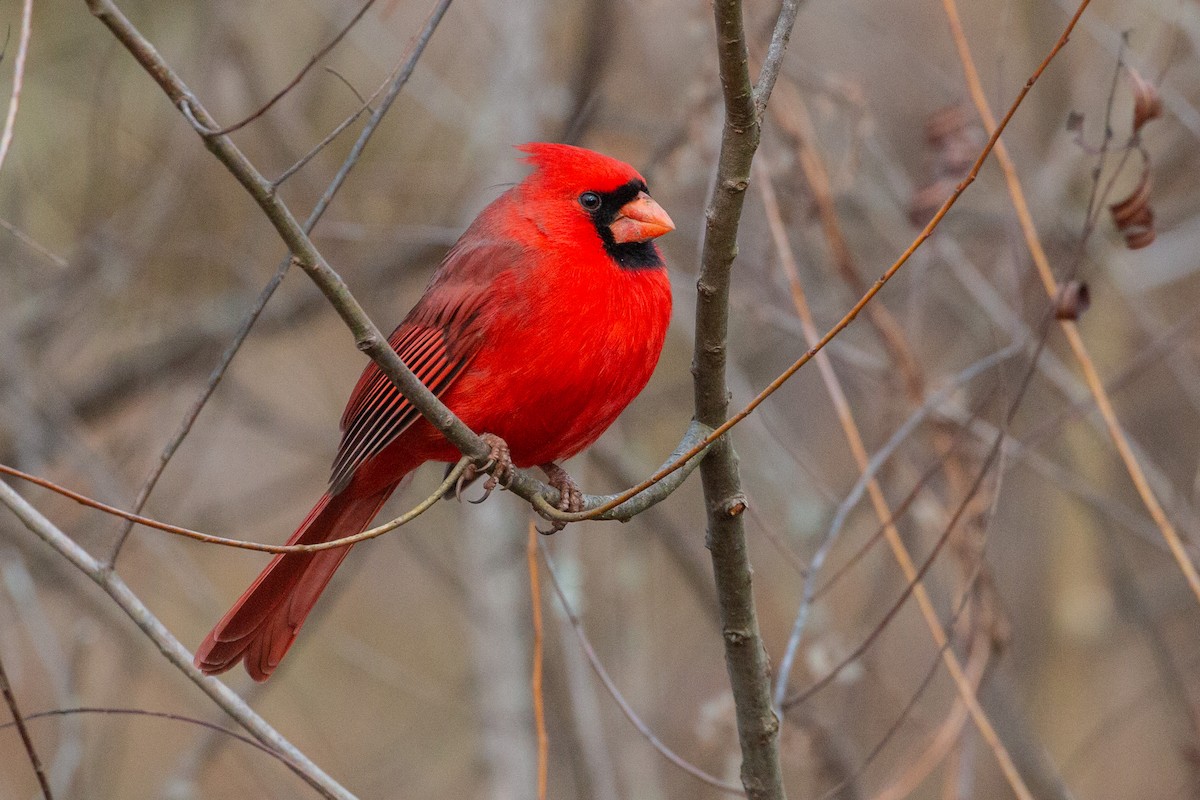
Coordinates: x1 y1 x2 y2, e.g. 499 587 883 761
445 262 671 467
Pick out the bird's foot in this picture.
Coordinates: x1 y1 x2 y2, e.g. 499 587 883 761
455 433 513 504
536 462 584 534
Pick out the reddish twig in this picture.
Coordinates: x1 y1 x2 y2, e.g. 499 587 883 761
527 523 548 800
1 459 467 553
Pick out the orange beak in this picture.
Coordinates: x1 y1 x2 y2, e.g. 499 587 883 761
609 192 675 244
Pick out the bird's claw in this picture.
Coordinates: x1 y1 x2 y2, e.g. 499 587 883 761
536 462 584 534
541 462 584 513
453 433 513 504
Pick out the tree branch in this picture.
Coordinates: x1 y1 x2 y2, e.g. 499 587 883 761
691 0 798 797
0 479 356 800
85 0 487 464
106 0 454 565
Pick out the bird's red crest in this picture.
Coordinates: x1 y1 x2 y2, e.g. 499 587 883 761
517 142 646 194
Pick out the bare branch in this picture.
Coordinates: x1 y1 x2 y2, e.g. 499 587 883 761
751 0 801 116
691 0 794 794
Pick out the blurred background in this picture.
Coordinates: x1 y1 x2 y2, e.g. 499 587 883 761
1 0 1199 797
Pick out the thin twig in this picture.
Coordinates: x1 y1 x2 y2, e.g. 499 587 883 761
0 649 54 800
752 0 802 117
816 622 990 800
538 541 746 796
0 479 355 800
2 458 468 554
204 0 377 137
851 591 992 800
271 102 368 187
1 707 284 761
0 217 68 268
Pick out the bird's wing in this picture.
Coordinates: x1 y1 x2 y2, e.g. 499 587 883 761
327 238 524 493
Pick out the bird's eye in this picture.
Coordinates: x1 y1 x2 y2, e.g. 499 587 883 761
579 192 601 211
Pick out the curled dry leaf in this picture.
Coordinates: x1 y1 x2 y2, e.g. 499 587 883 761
1126 66 1163 134
1054 280 1091 321
1109 166 1156 250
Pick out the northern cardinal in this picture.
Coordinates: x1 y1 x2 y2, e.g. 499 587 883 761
195 143 674 680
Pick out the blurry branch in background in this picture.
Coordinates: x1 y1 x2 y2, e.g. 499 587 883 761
204 0 377 137
539 539 746 796
0 649 54 800
848 580 993 800
0 480 355 800
0 0 33 178
0 217 68 269
938 0 1200 605
0 707 294 768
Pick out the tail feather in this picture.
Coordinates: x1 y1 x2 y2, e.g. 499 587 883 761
195 484 397 681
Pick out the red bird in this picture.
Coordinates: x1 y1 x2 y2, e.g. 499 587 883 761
196 143 674 680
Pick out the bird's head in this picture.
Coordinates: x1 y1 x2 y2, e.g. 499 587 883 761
516 142 674 270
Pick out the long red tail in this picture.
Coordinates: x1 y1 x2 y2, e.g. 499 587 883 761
195 483 397 681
